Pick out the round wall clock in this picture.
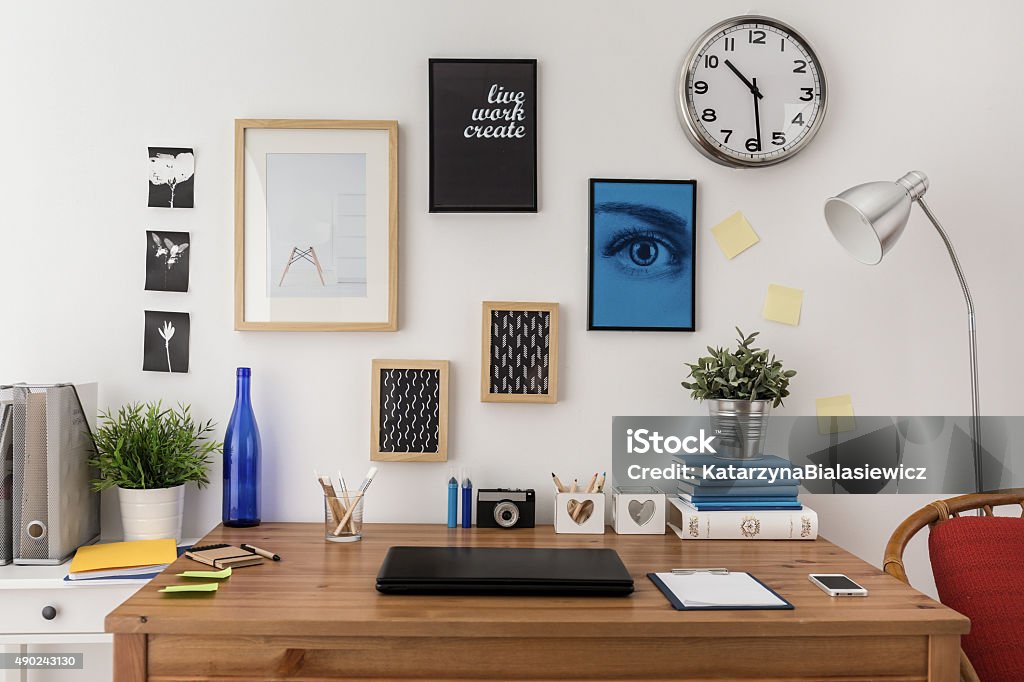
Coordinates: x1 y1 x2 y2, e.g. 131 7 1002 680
677 15 828 168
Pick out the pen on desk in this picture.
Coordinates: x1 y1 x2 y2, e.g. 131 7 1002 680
241 544 281 561
672 568 730 575
461 468 472 528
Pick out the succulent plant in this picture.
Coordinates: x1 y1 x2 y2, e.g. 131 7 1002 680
681 328 796 407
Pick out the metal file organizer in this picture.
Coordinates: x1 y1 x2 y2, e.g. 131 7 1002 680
6 383 99 565
0 388 13 564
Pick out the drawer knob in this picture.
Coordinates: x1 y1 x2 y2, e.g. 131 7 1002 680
41 605 57 621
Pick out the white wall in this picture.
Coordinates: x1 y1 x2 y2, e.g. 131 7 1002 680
3 0 1022 598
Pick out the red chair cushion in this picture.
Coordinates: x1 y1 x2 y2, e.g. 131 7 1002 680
929 516 1024 682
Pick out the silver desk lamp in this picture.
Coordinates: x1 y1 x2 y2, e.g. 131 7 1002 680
824 171 982 491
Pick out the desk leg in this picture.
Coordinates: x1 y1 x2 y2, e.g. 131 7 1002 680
113 634 146 682
928 634 959 682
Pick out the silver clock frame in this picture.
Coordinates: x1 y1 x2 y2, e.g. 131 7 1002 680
676 15 828 168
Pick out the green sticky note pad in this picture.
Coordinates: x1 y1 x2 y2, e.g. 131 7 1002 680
159 582 219 593
177 567 232 579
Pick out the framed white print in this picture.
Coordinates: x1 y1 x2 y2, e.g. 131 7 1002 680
234 119 398 331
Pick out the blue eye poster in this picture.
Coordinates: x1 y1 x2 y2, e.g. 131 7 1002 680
588 179 697 331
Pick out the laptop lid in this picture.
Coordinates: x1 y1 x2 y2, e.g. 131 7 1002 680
376 546 635 596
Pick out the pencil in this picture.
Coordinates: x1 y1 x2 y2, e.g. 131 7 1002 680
338 471 356 533
316 472 347 522
551 472 567 493
571 472 600 522
332 492 364 536
567 478 579 517
595 471 606 493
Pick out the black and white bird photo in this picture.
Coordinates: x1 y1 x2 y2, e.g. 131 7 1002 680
142 310 190 373
148 147 195 208
145 230 190 292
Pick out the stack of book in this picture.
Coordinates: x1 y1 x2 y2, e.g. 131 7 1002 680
669 454 818 541
64 538 179 585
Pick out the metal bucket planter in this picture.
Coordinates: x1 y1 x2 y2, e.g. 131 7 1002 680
707 399 772 460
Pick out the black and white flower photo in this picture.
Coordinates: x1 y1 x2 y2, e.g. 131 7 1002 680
148 147 194 208
145 230 190 292
143 310 190 373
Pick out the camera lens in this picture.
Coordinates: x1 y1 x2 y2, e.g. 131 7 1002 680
493 501 520 528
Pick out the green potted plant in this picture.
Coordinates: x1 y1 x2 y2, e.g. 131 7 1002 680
681 328 796 460
89 402 221 541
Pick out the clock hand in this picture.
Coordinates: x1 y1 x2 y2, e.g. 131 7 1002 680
724 59 763 99
752 76 763 151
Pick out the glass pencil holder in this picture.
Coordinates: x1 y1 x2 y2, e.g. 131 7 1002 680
325 493 364 542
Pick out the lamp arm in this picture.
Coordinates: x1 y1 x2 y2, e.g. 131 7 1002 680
915 198 982 491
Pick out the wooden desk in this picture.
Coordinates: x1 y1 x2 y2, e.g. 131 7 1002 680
106 523 968 681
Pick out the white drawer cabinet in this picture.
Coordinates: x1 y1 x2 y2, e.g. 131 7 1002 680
0 564 142 682
0 584 139 636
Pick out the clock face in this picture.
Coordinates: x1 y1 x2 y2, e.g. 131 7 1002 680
678 16 827 167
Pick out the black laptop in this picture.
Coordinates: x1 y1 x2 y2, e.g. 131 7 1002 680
376 546 635 596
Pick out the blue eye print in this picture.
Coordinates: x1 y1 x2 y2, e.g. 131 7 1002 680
601 227 683 278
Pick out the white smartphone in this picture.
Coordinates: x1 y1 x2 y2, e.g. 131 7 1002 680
809 574 868 597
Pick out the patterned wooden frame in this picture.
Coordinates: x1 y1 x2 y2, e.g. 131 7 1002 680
370 359 449 462
480 301 559 404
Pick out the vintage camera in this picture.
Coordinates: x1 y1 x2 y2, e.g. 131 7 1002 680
476 488 536 529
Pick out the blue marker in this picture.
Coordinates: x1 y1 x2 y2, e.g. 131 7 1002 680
461 469 472 528
447 468 458 528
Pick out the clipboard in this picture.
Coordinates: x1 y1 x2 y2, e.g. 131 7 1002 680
648 571 794 611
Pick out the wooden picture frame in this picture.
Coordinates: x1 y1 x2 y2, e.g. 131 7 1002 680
481 301 558 404
371 359 449 462
234 119 398 331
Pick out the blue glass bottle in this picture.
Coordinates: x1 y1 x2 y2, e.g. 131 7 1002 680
223 367 261 527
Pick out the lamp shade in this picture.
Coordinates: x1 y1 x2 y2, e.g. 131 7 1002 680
823 171 929 265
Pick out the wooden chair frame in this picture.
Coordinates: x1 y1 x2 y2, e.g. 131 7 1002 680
883 491 1024 682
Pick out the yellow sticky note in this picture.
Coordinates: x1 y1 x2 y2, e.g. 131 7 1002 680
816 394 856 434
177 567 232 580
763 284 804 325
711 211 760 259
159 582 219 593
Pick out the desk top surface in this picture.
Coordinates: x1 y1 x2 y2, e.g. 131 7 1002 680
105 523 968 639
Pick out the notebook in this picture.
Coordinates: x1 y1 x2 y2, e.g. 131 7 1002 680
648 571 793 611
69 538 177 575
185 544 263 569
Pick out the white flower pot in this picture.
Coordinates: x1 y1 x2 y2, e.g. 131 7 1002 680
118 485 185 542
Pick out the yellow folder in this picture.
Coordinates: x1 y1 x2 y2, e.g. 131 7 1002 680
70 538 177 573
